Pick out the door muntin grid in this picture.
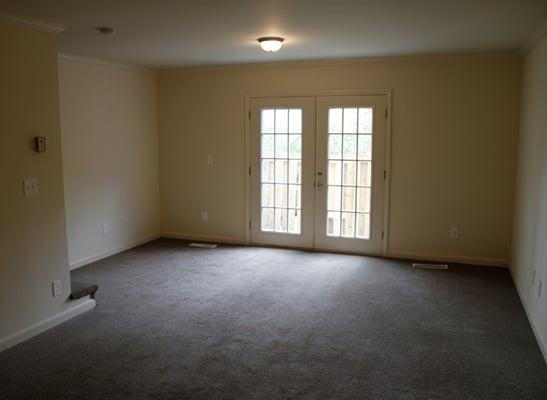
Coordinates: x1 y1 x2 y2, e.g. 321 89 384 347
326 107 373 239
260 108 302 234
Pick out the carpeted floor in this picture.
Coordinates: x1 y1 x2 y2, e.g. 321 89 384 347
1 239 546 399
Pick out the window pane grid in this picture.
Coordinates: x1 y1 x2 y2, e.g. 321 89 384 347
326 107 373 239
260 108 302 235
326 179 371 188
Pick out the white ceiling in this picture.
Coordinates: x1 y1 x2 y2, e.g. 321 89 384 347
1 0 546 69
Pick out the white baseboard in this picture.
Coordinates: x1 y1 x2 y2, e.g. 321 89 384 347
69 234 160 270
161 233 507 267
161 232 246 245
386 251 508 267
1 298 96 352
509 269 547 364
161 234 507 268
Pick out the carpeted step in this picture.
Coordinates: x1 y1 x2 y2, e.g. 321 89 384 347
70 281 98 300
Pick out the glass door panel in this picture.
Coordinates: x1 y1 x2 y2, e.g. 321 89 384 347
326 107 373 239
259 108 302 234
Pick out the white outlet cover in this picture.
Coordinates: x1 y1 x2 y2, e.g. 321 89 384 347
23 178 38 196
450 227 460 239
102 222 110 235
207 155 214 165
201 211 208 221
52 279 62 297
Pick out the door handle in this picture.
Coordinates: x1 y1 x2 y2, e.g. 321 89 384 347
315 171 323 190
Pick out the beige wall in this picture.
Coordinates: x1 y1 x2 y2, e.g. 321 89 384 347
58 57 160 268
511 33 547 360
0 21 83 343
158 53 521 265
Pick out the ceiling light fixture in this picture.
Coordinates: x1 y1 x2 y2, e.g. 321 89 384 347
258 37 285 52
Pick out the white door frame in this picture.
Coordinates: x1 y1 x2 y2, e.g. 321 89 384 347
244 89 393 256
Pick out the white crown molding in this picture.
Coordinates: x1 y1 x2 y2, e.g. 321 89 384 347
58 53 156 73
0 12 64 34
159 51 519 73
522 17 547 54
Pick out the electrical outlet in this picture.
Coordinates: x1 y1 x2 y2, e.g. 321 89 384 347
34 136 46 153
201 211 208 222
450 227 460 240
538 281 543 298
207 154 214 165
23 178 38 196
102 222 110 235
52 280 62 297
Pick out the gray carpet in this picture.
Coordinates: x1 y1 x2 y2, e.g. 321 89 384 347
1 239 546 399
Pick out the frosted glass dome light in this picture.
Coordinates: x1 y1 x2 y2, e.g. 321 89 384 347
258 37 285 52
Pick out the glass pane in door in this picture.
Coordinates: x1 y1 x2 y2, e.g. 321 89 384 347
260 108 302 234
326 107 373 239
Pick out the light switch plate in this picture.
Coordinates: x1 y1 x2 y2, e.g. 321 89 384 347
102 222 110 235
450 227 460 240
201 211 208 222
24 178 38 196
207 154 214 165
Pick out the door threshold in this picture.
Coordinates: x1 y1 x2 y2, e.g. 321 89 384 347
249 241 382 258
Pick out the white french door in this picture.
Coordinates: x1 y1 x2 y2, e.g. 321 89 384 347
314 95 387 254
250 97 316 248
250 94 387 255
